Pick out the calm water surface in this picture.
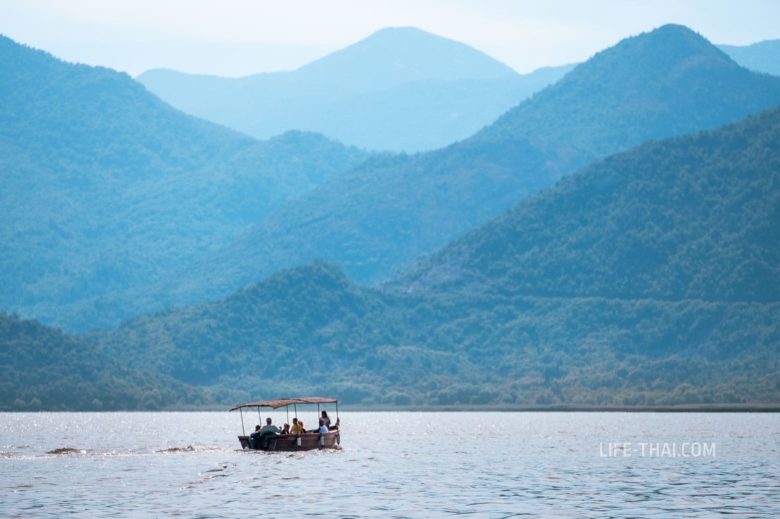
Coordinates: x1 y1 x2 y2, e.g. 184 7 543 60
1 412 778 517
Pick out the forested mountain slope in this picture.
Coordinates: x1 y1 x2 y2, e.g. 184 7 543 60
0 35 368 330
0 313 205 410
398 106 780 302
160 25 780 308
93 108 780 408
476 25 780 174
97 262 779 407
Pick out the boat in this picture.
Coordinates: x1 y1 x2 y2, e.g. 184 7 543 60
229 396 341 451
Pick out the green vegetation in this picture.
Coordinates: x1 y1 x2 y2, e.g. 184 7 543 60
92 264 778 409
4 259 777 410
0 313 206 411
0 35 369 330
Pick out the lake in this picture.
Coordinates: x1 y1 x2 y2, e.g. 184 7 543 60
1 412 778 517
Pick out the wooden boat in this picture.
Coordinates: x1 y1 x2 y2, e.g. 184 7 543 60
229 396 341 451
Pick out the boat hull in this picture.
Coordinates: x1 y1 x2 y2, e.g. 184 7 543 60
238 431 340 451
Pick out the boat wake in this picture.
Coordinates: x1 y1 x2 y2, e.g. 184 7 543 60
46 447 85 455
158 445 196 453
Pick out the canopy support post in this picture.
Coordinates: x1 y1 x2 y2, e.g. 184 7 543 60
240 408 245 436
286 405 289 426
294 404 298 419
336 401 339 422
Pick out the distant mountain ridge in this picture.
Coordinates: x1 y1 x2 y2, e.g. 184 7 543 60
719 39 780 76
154 24 780 311
138 27 574 151
0 34 369 330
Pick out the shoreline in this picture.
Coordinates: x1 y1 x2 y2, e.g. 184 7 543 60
4 403 779 413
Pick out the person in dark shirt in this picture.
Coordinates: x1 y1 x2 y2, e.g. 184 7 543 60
258 417 281 435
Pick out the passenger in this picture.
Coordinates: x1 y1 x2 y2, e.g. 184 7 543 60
281 423 290 435
321 410 339 430
248 424 263 449
298 420 306 433
290 418 304 435
318 418 329 435
258 417 281 436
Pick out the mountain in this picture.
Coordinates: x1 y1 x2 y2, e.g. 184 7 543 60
0 35 369 330
8 108 779 410
279 26 518 89
157 24 780 308
719 39 780 76
475 25 780 173
398 106 780 301
138 27 574 151
0 313 204 410
97 267 779 408
91 107 780 409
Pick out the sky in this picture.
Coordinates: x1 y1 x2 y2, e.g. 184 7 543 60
1 0 778 77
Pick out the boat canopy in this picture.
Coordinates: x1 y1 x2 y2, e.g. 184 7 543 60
229 396 338 411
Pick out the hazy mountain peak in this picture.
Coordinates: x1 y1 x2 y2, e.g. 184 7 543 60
566 23 737 84
367 26 436 38
296 25 517 91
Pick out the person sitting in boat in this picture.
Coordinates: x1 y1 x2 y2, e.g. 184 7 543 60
248 418 281 449
320 410 340 430
291 418 304 435
248 424 263 449
318 418 329 435
258 417 281 436
281 423 290 435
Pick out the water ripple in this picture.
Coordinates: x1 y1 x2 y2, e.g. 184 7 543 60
1 412 779 517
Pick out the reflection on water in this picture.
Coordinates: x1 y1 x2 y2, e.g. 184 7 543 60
1 412 778 517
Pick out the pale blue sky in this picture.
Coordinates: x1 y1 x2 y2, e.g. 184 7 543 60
1 0 778 76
